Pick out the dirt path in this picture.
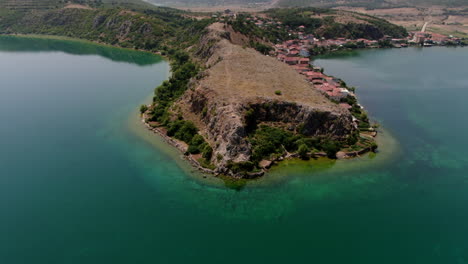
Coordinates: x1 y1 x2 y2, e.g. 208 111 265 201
421 21 429 32
267 0 281 8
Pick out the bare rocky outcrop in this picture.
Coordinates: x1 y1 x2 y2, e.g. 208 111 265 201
172 23 357 175
93 15 106 28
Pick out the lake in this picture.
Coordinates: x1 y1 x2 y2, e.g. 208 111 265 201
1 37 468 263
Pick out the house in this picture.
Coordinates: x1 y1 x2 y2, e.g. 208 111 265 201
292 65 309 73
339 103 352 110
287 50 300 56
298 58 310 65
299 49 310 57
306 71 324 79
284 57 300 65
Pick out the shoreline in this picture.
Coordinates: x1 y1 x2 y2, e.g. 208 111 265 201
140 111 378 179
141 114 218 175
0 33 169 59
133 108 398 188
2 33 379 179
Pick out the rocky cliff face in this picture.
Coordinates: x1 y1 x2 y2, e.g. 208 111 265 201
173 23 357 175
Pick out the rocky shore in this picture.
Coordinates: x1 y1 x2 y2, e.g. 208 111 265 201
142 111 377 178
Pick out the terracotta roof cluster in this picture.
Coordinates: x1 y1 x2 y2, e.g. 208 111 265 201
274 40 353 102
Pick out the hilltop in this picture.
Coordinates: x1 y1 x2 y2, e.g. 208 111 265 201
142 22 364 177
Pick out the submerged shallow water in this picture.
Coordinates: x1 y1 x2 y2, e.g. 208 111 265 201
1 37 468 263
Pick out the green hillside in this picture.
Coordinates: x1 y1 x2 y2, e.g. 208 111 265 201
0 6 211 52
260 8 408 39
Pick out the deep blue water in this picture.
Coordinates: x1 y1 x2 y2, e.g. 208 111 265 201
1 37 468 263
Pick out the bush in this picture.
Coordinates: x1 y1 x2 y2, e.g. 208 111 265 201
167 120 198 143
140 104 148 114
298 144 309 159
227 161 255 174
321 140 341 159
275 90 282 95
250 125 297 162
191 134 205 146
198 158 216 170
202 145 213 160
187 144 201 154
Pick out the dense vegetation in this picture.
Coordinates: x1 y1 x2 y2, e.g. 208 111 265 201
249 125 347 162
265 8 408 40
0 5 211 51
145 49 214 166
227 14 291 43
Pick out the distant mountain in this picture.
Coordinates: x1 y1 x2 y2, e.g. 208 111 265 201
145 0 270 7
275 0 468 8
0 0 151 10
144 0 467 8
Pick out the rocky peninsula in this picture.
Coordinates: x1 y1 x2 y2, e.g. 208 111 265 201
143 22 377 178
0 3 381 178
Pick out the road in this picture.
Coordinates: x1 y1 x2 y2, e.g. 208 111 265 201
421 21 429 32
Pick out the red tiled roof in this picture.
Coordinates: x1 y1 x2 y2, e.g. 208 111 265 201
284 57 300 61
339 103 352 109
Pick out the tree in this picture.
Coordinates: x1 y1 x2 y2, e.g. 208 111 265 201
140 104 148 114
321 140 340 159
298 144 309 159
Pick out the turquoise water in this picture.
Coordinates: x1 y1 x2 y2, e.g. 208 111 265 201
1 37 468 263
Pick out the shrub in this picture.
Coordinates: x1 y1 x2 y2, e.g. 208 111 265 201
140 104 148 114
298 144 309 159
321 140 341 159
275 90 282 95
191 134 205 146
198 158 216 170
250 125 296 162
187 144 201 154
167 120 198 143
202 145 213 160
227 161 255 174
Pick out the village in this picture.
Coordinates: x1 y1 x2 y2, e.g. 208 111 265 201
239 14 465 110
274 38 355 110
213 10 465 109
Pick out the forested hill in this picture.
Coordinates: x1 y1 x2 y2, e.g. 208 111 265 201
228 8 407 41
266 8 408 39
0 6 212 52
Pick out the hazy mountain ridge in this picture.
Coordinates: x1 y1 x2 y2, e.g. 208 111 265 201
275 0 468 8
143 0 467 8
0 0 151 10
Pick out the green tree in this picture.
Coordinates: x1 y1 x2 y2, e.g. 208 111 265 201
298 144 309 159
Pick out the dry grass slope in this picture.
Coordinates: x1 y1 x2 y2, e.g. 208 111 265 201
200 23 342 112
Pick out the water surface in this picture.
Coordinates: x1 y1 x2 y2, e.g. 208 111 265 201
1 37 468 263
